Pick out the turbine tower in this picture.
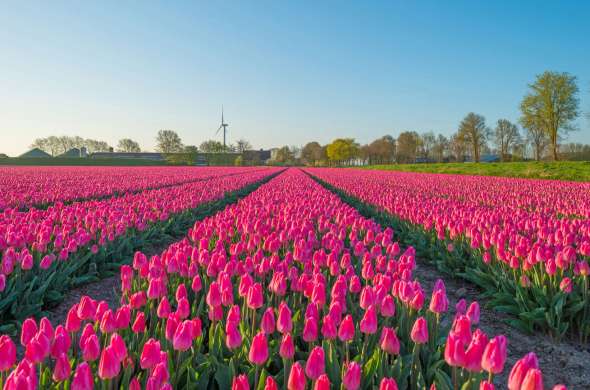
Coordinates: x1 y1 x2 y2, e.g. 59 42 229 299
215 106 229 151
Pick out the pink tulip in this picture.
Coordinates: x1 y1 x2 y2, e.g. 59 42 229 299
280 333 295 359
521 368 543 390
98 345 120 379
52 353 71 382
288 362 306 390
173 320 195 351
410 316 428 344
379 378 399 390
140 339 161 370
481 335 507 375
338 314 355 342
0 335 16 371
71 362 94 390
249 332 269 365
314 374 331 390
342 361 361 390
232 374 250 390
305 346 325 380
380 327 400 355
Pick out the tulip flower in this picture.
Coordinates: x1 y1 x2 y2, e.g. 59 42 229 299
481 335 507 375
288 362 306 390
173 320 195 351
342 361 361 390
305 346 325 380
410 316 428 344
140 339 162 370
98 345 121 379
232 374 250 390
0 335 16 371
379 377 399 390
508 353 539 390
380 327 400 355
521 368 543 390
314 374 331 390
52 353 71 382
338 315 355 342
71 362 94 390
265 376 278 390
360 305 378 334
280 333 295 359
249 332 269 365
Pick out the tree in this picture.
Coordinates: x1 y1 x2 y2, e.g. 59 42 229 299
183 145 199 154
236 139 252 154
458 113 489 162
274 146 295 164
156 130 183 153
419 132 436 160
85 139 111 153
494 119 520 161
199 140 225 153
30 138 50 154
524 124 548 161
326 138 359 165
396 131 420 163
432 134 449 162
301 141 325 166
367 135 396 164
520 71 579 160
449 132 467 162
117 138 141 153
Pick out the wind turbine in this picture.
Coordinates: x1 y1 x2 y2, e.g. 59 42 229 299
215 106 229 152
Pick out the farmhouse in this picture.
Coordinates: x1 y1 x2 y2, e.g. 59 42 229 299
19 148 52 158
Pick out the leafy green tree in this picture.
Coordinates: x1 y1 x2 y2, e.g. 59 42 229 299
156 130 184 153
458 113 490 162
326 138 359 165
520 71 579 160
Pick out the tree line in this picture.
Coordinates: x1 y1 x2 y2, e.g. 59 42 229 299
29 130 254 157
274 70 584 166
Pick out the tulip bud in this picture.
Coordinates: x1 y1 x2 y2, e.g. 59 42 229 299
280 333 295 359
305 346 325 380
232 374 250 390
314 374 331 390
288 362 306 390
338 315 355 342
71 362 93 390
379 377 399 390
0 335 16 371
410 316 428 344
248 332 268 365
481 335 507 375
98 345 121 379
342 361 361 390
52 353 71 382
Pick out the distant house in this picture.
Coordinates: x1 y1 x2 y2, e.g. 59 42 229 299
19 148 52 158
57 147 88 158
243 149 272 164
91 152 165 160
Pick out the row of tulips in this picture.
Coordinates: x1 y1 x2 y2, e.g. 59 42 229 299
305 168 590 341
0 168 279 324
0 169 563 389
0 166 258 211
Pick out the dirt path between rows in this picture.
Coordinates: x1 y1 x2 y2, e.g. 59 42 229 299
413 258 590 389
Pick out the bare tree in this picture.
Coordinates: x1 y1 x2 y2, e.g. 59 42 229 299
236 139 252 154
156 130 183 153
524 124 548 161
117 138 141 153
494 119 521 161
458 113 490 162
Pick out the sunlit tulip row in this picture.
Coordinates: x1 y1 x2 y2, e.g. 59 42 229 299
0 168 278 321
0 166 259 211
305 168 590 340
0 169 562 389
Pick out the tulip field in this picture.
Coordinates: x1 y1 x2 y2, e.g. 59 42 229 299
0 166 575 389
306 168 590 342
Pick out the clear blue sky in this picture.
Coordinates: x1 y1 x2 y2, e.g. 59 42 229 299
1 1 589 156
